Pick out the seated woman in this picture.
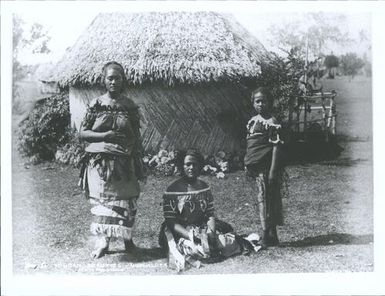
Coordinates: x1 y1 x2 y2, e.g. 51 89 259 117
159 149 259 271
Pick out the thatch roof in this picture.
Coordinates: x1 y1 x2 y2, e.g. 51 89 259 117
55 11 269 87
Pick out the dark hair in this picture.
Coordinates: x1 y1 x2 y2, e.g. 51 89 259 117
251 86 269 102
176 148 204 174
100 61 128 91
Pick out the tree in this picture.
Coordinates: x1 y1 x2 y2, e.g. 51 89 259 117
339 53 365 80
13 15 51 111
268 12 352 69
324 54 339 79
256 47 305 124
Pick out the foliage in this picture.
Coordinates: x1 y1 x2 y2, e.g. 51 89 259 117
13 15 51 112
55 129 86 166
268 12 352 61
324 54 339 68
339 53 365 78
18 92 70 163
256 48 305 124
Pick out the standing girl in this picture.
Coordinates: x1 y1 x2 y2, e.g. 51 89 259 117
244 86 285 248
78 61 145 259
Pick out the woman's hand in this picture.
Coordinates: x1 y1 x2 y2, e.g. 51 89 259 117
268 168 277 186
103 130 126 143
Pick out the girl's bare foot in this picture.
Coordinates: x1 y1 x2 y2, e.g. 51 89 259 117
124 239 136 252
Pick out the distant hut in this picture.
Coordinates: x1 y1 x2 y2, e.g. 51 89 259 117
35 62 60 94
54 12 268 154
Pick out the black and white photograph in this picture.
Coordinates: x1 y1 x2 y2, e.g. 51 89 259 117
1 1 385 295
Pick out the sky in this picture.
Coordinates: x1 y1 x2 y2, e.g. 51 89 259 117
11 1 372 66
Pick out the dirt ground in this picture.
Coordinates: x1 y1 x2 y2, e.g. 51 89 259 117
11 76 374 275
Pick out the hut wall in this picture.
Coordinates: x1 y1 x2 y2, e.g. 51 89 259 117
69 83 251 154
69 87 104 129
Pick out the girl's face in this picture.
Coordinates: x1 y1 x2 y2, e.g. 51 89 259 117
183 155 200 180
253 92 267 114
104 67 124 94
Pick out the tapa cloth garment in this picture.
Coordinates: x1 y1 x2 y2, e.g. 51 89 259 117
85 155 140 200
244 114 280 169
79 96 143 240
90 197 138 240
244 114 287 228
78 96 143 200
162 178 214 228
159 177 256 271
162 223 261 272
253 172 283 226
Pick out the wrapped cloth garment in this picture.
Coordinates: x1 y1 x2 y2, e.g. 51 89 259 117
79 96 144 239
90 197 138 240
244 114 287 230
159 177 260 271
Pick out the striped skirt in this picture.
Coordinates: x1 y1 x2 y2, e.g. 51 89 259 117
253 172 283 226
89 197 138 240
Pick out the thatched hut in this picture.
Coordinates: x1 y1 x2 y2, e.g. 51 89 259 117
54 12 268 154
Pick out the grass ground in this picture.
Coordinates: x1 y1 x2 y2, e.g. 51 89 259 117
12 76 373 275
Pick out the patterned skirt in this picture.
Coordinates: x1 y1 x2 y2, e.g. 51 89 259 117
90 197 138 240
81 153 140 240
246 164 285 226
159 220 246 271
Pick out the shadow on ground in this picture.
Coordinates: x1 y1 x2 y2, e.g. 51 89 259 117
285 140 344 165
280 233 373 248
318 157 369 167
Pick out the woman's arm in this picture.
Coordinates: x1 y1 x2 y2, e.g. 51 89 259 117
207 216 216 234
165 220 190 241
268 144 280 185
206 216 218 251
79 125 125 143
268 117 281 185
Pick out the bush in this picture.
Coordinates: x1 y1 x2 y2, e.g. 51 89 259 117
339 52 365 79
17 92 70 163
55 129 86 166
257 48 304 123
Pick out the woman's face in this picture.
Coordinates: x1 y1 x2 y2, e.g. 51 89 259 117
183 155 200 180
104 67 124 94
253 92 267 114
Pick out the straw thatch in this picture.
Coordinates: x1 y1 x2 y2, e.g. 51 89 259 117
54 11 268 87
57 11 269 154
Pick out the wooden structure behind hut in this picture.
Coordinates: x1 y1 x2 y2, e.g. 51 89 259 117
54 12 268 154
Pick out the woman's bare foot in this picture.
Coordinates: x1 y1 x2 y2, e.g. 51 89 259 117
91 247 108 259
91 237 109 259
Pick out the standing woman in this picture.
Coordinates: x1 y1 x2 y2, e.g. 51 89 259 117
244 86 285 248
78 61 146 259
